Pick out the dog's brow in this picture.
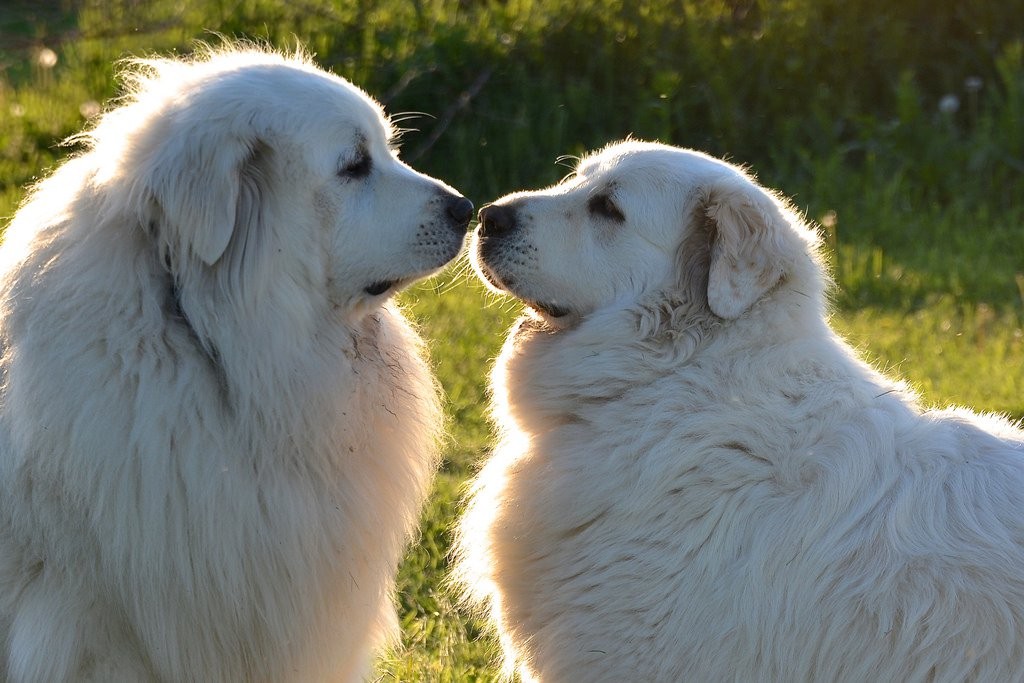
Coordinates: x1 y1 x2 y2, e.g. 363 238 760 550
586 180 618 197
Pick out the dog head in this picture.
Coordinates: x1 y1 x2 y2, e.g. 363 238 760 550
472 140 820 329
87 45 472 321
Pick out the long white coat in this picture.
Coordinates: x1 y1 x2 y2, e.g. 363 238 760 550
0 45 466 682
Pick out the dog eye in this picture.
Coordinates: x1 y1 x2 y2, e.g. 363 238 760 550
338 150 372 179
588 193 625 222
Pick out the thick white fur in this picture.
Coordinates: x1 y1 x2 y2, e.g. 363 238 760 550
0 45 470 682
457 141 1024 682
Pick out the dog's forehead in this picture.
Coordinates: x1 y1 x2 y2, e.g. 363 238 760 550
575 142 733 191
571 144 683 193
577 142 669 177
326 101 392 149
284 67 393 143
200 59 393 144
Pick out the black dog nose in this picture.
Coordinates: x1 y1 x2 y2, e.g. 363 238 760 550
445 195 474 232
478 204 517 238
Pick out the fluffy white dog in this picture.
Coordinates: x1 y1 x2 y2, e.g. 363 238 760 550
0 45 472 682
457 140 1024 682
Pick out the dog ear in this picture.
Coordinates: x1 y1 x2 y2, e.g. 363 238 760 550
702 174 787 319
219 140 273 289
148 132 267 266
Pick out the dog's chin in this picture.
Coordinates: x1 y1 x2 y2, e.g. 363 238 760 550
472 255 579 329
362 268 434 300
364 244 465 299
349 271 427 319
364 279 402 297
513 289 579 330
525 300 578 329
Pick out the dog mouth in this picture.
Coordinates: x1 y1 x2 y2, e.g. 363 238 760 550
473 245 574 322
528 300 571 319
362 255 459 298
364 279 400 296
364 280 395 296
363 235 467 298
480 266 573 321
363 227 469 299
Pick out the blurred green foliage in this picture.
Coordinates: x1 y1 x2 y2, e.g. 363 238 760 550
2 1 1022 202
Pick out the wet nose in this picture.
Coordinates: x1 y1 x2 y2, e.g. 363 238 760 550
478 204 517 238
445 195 474 232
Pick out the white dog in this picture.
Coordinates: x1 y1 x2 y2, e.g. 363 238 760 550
456 140 1024 682
0 45 471 682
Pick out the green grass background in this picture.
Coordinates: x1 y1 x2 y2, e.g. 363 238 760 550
1 1 1022 679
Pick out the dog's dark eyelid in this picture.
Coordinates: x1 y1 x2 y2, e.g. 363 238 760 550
588 193 625 222
338 150 372 179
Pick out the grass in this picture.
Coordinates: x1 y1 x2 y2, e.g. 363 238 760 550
1 1 1022 680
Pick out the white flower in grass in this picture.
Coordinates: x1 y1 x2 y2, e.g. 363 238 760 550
36 47 58 69
938 94 960 115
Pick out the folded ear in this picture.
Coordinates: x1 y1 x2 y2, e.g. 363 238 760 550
147 130 265 266
703 173 788 319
